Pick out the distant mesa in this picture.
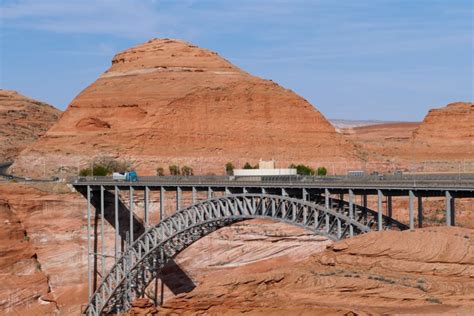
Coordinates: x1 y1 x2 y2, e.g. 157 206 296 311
0 89 61 162
12 38 358 176
413 102 473 161
340 101 473 171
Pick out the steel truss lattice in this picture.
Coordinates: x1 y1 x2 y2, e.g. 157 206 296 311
85 193 406 315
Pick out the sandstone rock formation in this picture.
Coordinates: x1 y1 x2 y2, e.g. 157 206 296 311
160 227 474 315
341 102 473 173
0 184 87 315
12 38 358 176
0 90 60 162
413 102 473 164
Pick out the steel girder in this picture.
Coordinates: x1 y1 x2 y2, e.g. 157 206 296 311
328 198 408 230
84 194 379 315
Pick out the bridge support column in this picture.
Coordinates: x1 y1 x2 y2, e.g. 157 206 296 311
451 197 456 226
114 186 120 261
129 186 134 243
282 188 287 196
176 187 182 211
302 188 308 201
417 195 423 228
160 187 166 221
325 189 330 233
349 189 354 236
192 187 196 204
445 191 453 226
86 185 93 300
387 195 392 219
261 187 266 195
377 190 383 231
409 190 414 230
225 187 231 195
100 185 105 281
208 187 213 199
325 189 330 209
144 186 150 228
362 193 368 222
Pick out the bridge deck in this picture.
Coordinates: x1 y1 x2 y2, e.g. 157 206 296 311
72 174 474 196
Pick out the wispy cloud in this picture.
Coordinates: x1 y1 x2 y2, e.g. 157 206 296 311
1 0 167 38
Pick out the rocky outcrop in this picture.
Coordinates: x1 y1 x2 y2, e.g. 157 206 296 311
0 184 87 315
413 102 474 163
0 90 60 162
160 227 474 315
340 102 473 172
12 38 358 176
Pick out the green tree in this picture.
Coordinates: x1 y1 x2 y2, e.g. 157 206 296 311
225 162 235 175
156 167 165 176
290 164 315 175
79 165 110 176
317 166 327 176
169 165 180 176
181 166 194 176
79 155 132 176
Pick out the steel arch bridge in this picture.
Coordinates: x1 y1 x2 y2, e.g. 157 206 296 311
85 193 406 315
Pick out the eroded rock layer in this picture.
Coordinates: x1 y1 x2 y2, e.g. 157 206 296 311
160 227 474 315
0 90 60 161
12 38 357 176
413 102 474 162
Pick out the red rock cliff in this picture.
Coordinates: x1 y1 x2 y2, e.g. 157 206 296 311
412 102 473 162
0 90 60 161
12 38 358 176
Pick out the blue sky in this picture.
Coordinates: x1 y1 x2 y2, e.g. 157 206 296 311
0 0 472 121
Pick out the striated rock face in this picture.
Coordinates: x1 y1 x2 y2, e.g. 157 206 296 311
413 102 474 163
341 122 421 167
0 198 53 315
0 184 87 315
0 90 61 162
12 38 357 176
340 102 474 172
160 227 474 315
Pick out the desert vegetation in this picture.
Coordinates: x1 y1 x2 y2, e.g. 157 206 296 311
79 155 131 176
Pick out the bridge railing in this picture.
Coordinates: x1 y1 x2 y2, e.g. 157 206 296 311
72 173 474 186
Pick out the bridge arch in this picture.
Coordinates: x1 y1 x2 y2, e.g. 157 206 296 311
85 193 404 315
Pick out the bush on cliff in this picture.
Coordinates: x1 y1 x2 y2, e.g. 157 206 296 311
79 155 132 176
243 162 258 169
317 166 327 176
156 167 164 176
289 163 315 175
181 166 193 176
225 162 234 175
169 165 180 176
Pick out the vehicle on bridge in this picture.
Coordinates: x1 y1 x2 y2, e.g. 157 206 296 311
112 171 138 182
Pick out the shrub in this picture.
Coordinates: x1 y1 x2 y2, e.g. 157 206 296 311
225 162 234 175
181 166 194 176
243 162 255 169
169 165 180 176
79 155 131 176
289 164 315 175
317 166 327 176
156 167 164 176
79 165 110 176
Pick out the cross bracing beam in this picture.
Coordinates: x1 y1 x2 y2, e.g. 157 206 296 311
84 193 384 315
